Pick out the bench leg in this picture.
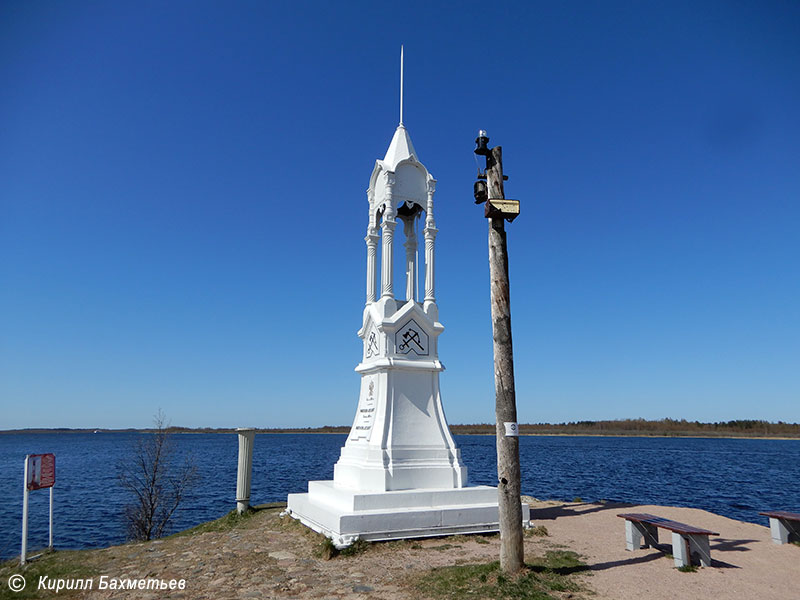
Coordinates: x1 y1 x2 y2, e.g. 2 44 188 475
672 533 690 567
625 521 659 550
642 523 659 548
672 533 712 567
769 518 799 545
688 534 712 567
624 520 641 550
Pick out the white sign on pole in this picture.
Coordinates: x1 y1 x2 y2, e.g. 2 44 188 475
504 422 519 437
21 453 56 565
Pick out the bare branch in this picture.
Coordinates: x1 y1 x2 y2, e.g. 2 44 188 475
117 410 197 541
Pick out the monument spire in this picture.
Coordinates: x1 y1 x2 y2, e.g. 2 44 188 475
400 45 404 126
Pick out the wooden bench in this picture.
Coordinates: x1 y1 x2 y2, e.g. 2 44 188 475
760 510 800 545
618 513 719 568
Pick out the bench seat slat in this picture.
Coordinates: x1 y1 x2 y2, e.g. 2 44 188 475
617 513 719 536
759 510 800 521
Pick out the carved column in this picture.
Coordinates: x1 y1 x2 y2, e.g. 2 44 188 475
365 190 379 304
402 215 418 302
424 179 437 307
381 174 396 300
365 226 379 304
236 428 255 514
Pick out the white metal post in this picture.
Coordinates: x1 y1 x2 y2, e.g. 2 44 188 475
49 485 54 549
21 455 29 565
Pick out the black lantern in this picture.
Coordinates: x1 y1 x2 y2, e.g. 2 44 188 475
474 129 490 156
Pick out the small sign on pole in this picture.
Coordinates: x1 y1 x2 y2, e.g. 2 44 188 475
27 453 56 490
21 453 56 565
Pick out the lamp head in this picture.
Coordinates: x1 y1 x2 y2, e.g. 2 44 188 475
473 180 488 204
474 129 490 156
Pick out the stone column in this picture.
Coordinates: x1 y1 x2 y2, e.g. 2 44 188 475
381 174 396 300
423 179 438 317
236 428 255 514
403 215 418 302
365 226 379 304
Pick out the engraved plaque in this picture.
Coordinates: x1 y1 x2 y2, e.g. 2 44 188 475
395 319 429 356
351 379 376 441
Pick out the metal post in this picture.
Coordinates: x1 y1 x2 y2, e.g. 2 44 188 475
21 455 29 565
49 485 54 549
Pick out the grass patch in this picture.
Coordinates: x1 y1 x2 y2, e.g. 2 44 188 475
171 502 285 538
677 564 698 573
280 509 371 560
416 551 587 600
526 526 549 537
427 544 461 551
474 537 491 545
1 549 98 600
171 509 255 537
314 537 370 560
339 538 370 557
792 540 800 547
315 537 338 560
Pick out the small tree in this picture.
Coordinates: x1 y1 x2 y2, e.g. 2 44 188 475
118 410 197 541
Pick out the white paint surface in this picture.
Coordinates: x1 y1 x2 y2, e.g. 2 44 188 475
287 119 529 546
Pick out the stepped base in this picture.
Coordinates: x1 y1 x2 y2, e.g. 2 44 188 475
287 481 531 548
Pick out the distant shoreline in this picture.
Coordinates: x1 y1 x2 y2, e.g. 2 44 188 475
2 421 799 440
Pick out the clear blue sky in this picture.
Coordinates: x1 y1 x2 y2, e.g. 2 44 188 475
2 1 798 429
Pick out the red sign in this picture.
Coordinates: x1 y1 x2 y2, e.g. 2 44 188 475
26 453 55 490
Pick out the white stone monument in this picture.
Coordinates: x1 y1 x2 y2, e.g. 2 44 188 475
287 58 529 547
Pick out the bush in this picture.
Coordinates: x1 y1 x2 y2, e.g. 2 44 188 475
118 410 197 541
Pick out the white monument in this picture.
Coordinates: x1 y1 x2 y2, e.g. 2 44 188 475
287 53 530 547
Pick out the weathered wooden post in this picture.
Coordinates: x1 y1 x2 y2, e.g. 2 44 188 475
236 428 256 514
474 130 524 574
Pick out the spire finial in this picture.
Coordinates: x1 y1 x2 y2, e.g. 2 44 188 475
400 45 404 126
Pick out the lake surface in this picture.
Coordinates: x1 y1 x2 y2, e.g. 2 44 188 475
1 433 798 559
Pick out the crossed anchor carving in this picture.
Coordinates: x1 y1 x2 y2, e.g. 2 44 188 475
398 328 424 353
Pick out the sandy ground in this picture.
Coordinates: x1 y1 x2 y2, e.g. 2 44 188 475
10 500 798 599
529 499 798 600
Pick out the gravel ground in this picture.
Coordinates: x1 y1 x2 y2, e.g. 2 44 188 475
17 499 798 600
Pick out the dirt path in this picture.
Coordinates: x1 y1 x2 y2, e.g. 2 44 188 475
74 506 546 599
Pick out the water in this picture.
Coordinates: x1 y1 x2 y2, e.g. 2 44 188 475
1 433 798 559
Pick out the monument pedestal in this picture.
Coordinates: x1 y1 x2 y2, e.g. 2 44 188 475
288 481 530 548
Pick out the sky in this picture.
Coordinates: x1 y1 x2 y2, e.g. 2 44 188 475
1 1 798 429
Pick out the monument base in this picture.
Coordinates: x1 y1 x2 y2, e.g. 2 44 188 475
287 481 531 548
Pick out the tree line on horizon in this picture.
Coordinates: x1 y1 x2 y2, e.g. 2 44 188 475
5 419 799 437
147 418 800 437
450 418 800 437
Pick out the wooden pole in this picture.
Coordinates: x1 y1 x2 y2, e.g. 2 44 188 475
486 145 524 574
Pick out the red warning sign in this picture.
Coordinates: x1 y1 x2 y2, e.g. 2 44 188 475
27 453 55 490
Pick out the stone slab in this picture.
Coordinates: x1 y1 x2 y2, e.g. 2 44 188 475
287 482 530 548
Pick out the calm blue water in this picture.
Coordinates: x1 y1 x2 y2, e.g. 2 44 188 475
1 433 798 559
